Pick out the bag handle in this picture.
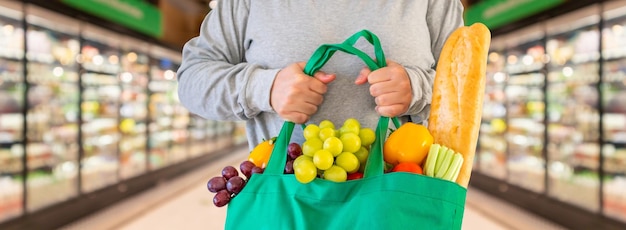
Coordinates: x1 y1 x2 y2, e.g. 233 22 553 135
265 30 402 178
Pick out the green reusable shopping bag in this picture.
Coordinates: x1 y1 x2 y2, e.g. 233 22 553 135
225 30 467 230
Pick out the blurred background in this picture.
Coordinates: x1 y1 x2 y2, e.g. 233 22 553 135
0 0 625 229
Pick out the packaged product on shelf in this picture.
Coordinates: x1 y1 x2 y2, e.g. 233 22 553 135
546 7 602 211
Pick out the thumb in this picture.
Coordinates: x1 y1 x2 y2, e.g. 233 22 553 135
354 67 371 85
313 72 336 84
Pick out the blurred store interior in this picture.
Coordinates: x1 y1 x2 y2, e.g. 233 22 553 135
0 0 626 229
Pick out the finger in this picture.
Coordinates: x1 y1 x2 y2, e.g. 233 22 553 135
302 93 324 107
312 72 336 84
354 67 371 85
376 104 408 118
369 80 407 97
280 102 318 121
366 68 391 85
308 76 333 94
374 92 412 107
368 61 408 85
282 112 309 124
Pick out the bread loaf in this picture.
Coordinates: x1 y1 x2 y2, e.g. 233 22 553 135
428 23 491 188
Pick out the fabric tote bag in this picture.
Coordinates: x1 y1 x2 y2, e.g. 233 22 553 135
225 30 467 230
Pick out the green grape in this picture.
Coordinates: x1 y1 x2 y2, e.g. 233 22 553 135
294 158 317 184
340 118 361 135
313 149 334 170
359 128 376 147
323 137 343 157
339 126 358 136
353 146 369 164
293 155 313 168
319 120 335 130
343 118 361 130
340 133 361 153
303 124 320 140
323 165 347 182
318 127 336 141
335 152 360 173
302 138 323 157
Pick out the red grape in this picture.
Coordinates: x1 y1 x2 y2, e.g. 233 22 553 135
239 161 255 179
287 143 303 160
226 176 246 194
207 176 227 193
222 166 239 180
213 190 231 207
284 160 294 174
251 166 264 176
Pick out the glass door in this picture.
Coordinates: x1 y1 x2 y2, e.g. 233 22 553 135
148 48 183 169
188 114 208 158
0 2 24 223
25 6 80 211
118 37 149 179
504 24 547 193
602 2 626 223
478 37 508 179
79 25 121 193
546 5 601 212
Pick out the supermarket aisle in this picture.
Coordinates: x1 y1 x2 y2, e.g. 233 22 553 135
61 147 565 230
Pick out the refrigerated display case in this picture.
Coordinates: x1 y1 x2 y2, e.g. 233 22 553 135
602 2 626 223
0 2 243 229
24 6 80 212
0 2 24 224
216 121 235 149
188 115 223 158
148 47 187 169
545 6 601 212
79 25 122 193
503 24 547 193
478 38 508 179
470 3 626 228
118 38 149 179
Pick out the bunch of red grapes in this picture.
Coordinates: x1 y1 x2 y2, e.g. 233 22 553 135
206 142 302 207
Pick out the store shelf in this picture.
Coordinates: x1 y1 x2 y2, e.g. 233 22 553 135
601 9 626 224
503 36 548 193
0 13 25 225
0 2 245 229
475 3 626 228
546 15 602 212
23 9 81 213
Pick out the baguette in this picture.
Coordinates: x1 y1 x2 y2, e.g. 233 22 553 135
427 23 491 188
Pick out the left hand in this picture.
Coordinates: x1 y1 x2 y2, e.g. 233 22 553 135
354 60 412 117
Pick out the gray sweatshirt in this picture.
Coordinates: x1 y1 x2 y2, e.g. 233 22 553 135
177 0 464 149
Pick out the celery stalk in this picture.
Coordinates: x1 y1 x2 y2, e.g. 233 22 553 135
435 148 455 178
443 153 464 181
424 144 440 177
434 146 448 175
450 153 464 182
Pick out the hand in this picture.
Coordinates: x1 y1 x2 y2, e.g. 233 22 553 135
270 62 336 124
354 60 412 117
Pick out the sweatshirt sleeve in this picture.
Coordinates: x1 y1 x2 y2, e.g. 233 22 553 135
404 0 465 123
176 0 279 121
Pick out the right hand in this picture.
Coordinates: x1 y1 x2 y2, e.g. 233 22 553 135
270 62 336 124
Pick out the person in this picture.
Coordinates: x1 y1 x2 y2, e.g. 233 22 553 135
177 1 464 149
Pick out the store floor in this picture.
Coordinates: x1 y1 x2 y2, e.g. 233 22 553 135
61 147 566 230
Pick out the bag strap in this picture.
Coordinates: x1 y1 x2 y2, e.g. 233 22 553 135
265 30 401 178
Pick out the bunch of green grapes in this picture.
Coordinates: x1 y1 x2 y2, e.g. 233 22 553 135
293 118 376 183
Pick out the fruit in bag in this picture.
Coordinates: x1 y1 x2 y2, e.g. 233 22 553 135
383 122 433 165
248 137 276 168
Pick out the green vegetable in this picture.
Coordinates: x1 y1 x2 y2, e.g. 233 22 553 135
424 144 440 177
423 144 464 184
